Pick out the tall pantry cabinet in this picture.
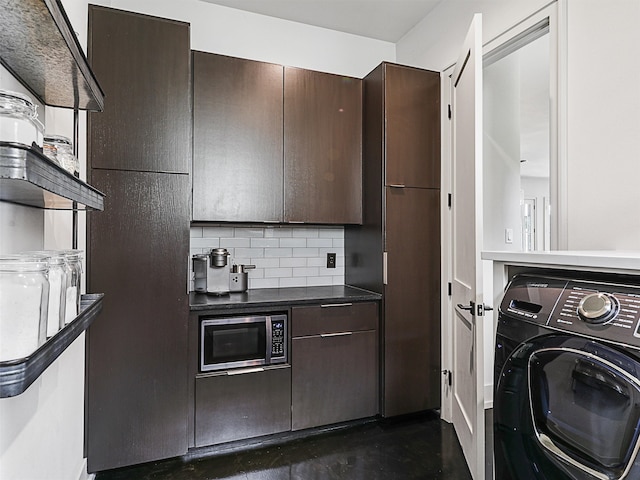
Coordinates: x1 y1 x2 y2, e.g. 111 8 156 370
86 6 191 472
345 62 441 417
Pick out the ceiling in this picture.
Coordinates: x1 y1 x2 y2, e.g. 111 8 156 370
198 0 443 42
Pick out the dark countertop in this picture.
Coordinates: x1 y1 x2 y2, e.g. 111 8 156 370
189 285 381 311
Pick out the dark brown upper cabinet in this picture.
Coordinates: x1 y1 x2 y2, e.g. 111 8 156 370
192 52 284 222
88 7 190 174
284 67 362 224
384 64 440 189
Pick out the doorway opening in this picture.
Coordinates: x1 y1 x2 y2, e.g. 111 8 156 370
483 20 551 253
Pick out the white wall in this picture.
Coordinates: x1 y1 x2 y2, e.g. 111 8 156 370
483 53 523 252
91 0 396 78
0 66 45 254
396 0 553 71
0 1 91 479
565 0 640 249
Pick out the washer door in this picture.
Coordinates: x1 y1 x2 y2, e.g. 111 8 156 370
495 335 640 480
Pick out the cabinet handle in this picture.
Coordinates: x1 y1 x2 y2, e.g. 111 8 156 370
388 184 406 188
320 332 353 338
320 303 353 308
383 252 388 285
226 367 265 376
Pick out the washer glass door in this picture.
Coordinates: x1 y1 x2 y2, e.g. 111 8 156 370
529 339 640 479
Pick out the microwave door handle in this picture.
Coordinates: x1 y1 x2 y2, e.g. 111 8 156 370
265 316 272 364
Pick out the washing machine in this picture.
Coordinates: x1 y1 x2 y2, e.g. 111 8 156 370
494 273 640 480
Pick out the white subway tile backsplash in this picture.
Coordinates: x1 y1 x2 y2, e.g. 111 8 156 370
252 258 281 269
292 247 318 257
232 248 264 259
264 267 293 278
265 247 293 258
250 237 281 248
249 268 265 279
266 227 293 238
280 277 306 287
307 238 333 248
188 225 345 290
307 257 326 267
279 238 307 248
250 278 280 289
191 237 219 249
319 266 344 277
307 277 333 287
279 257 307 268
292 267 320 277
220 237 251 248
202 226 235 238
237 227 265 238
319 247 344 257
292 227 319 238
318 228 344 238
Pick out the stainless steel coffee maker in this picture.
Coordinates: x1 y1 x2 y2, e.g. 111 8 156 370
192 248 230 295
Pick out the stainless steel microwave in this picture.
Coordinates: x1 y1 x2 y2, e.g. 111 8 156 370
200 314 287 372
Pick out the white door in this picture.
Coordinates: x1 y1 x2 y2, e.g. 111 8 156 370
450 14 485 480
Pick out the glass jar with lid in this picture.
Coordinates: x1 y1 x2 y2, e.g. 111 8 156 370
44 134 78 174
0 255 49 362
0 89 44 148
62 250 83 324
24 251 68 338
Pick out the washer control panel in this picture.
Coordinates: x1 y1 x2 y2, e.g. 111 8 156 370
549 280 640 347
501 274 640 349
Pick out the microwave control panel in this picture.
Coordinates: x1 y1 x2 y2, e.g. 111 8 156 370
271 315 287 360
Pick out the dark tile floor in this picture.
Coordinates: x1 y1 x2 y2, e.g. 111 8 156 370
96 411 472 480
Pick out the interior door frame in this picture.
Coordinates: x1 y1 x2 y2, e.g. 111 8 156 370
440 2 565 423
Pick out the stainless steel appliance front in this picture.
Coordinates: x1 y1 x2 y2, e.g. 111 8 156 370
200 314 287 372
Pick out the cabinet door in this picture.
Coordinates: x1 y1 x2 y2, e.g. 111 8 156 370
195 366 291 446
383 187 441 416
193 52 284 222
292 330 377 430
385 64 440 189
86 170 190 471
284 67 362 224
88 6 190 174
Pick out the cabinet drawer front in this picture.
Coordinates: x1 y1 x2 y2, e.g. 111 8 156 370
292 302 378 337
291 330 378 430
195 365 291 447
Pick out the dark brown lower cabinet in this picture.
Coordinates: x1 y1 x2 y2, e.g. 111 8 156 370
86 170 190 472
194 365 292 446
291 303 378 431
383 187 441 416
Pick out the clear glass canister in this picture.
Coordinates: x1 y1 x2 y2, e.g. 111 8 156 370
0 255 49 362
62 250 83 324
44 134 77 174
24 251 68 338
0 89 44 148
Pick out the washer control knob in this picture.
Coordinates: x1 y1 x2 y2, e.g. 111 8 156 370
577 293 616 324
